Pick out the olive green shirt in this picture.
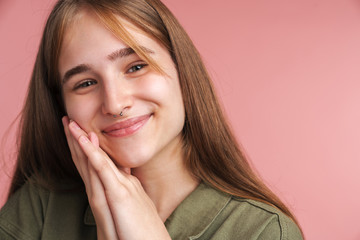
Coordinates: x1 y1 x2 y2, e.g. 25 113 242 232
0 181 302 239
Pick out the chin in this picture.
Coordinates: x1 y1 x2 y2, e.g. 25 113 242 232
110 150 153 169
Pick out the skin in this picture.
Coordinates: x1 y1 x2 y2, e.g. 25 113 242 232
60 9 199 239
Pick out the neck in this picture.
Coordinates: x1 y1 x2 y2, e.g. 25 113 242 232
131 140 199 221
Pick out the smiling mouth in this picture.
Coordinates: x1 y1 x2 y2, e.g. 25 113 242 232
102 114 152 137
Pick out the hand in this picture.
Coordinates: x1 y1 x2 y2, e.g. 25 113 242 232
62 117 171 240
63 116 119 239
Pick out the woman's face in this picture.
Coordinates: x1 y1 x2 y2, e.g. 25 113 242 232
59 9 185 169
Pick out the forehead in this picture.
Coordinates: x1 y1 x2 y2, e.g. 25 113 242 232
58 8 161 75
61 8 145 52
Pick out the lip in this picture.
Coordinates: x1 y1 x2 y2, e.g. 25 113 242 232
102 114 152 137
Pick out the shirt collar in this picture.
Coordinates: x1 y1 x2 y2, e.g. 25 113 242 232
84 182 232 239
165 182 232 239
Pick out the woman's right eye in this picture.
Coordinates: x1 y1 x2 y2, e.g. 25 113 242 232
73 79 97 90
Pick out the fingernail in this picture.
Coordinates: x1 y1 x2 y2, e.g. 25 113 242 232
70 121 80 130
79 135 89 143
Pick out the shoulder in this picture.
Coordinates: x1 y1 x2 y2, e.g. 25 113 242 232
219 196 303 240
0 182 50 239
166 182 303 240
0 180 95 240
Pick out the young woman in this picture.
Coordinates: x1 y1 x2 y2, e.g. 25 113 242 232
0 0 303 239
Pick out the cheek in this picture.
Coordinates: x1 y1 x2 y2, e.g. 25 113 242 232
140 74 183 105
64 95 99 128
141 76 168 100
140 74 185 126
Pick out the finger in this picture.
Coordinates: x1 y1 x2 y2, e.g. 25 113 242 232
71 123 131 197
84 128 131 176
89 132 99 148
88 133 125 177
67 122 118 239
96 146 131 179
88 164 119 240
80 130 130 181
122 167 131 175
77 135 128 193
87 132 119 239
62 117 83 172
68 122 128 195
62 117 90 184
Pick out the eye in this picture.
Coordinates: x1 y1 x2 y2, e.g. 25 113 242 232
74 79 97 90
127 63 148 73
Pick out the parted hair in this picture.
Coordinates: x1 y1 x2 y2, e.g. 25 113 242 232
9 0 302 231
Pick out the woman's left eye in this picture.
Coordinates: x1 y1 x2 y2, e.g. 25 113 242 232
127 63 148 73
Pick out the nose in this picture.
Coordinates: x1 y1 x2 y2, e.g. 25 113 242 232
101 80 133 117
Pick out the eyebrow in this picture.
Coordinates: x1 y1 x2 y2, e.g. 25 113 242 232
62 64 92 85
107 47 135 61
62 46 154 85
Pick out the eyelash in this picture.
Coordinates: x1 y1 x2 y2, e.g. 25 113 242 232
127 63 148 73
74 79 97 90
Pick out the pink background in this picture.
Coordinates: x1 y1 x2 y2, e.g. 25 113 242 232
1 0 360 239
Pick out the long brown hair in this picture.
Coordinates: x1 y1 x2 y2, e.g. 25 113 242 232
9 0 302 231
